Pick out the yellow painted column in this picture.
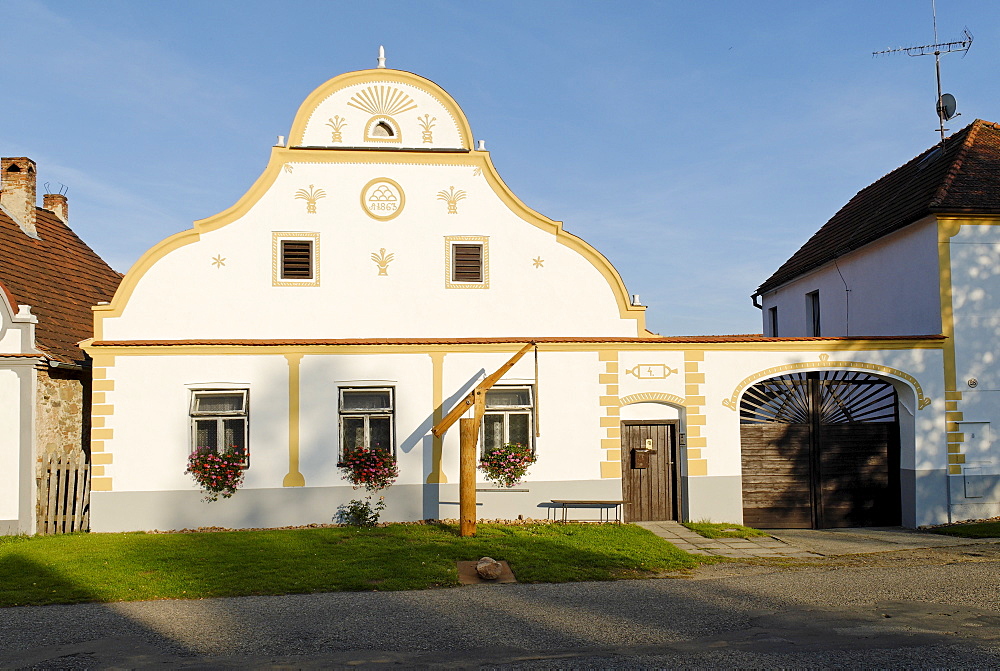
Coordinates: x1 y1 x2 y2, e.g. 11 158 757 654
683 350 708 476
598 350 621 478
938 219 966 474
282 353 306 487
426 352 448 483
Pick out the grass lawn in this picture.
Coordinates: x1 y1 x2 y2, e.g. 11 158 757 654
928 520 1000 539
0 523 709 607
682 522 768 539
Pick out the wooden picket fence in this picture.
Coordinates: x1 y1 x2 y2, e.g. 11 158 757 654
37 452 91 534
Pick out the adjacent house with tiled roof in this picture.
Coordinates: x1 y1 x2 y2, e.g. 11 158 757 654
753 119 1000 524
80 58 960 534
0 157 121 534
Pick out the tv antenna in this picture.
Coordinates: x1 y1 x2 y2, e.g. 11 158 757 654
873 0 973 145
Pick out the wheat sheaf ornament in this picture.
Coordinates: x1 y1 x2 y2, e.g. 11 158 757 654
437 186 467 214
295 185 327 214
371 248 395 276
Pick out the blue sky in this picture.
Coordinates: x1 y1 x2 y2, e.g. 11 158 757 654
2 1 995 335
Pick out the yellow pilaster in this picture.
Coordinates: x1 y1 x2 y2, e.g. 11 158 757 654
426 352 448 484
282 353 306 487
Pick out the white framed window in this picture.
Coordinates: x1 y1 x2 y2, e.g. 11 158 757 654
444 235 489 289
190 389 249 467
482 386 534 455
768 306 778 337
339 387 395 457
272 231 320 286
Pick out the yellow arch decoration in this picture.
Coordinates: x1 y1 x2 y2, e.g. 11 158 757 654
620 392 686 407
289 69 472 150
722 354 931 411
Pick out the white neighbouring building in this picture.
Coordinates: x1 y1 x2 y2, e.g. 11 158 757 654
81 59 991 532
754 118 1000 526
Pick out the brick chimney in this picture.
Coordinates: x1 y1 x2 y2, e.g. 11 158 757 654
1 157 38 237
43 193 68 223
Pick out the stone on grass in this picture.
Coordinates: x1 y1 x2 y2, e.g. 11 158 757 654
476 557 503 580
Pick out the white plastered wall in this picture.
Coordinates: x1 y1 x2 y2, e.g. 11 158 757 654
104 349 613 495
102 354 289 493
761 218 941 337
0 368 23 521
437 350 605 485
948 223 1000 480
104 159 634 341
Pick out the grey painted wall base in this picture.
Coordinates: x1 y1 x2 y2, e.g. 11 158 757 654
685 475 744 524
90 479 625 532
0 519 19 535
901 468 949 527
949 473 1000 522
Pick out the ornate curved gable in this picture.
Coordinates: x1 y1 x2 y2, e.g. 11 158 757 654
290 70 471 151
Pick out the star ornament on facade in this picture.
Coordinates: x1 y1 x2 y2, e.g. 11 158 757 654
212 255 227 268
532 256 544 268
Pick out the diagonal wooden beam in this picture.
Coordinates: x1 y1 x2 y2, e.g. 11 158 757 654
431 342 534 438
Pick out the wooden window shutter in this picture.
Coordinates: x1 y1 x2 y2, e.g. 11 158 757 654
452 244 482 282
281 240 313 279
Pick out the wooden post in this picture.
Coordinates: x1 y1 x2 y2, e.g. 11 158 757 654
429 343 535 538
459 417 478 537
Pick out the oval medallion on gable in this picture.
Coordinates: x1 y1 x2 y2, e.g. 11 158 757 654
361 178 405 221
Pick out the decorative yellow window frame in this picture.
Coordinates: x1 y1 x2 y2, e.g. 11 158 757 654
444 235 489 289
272 231 320 287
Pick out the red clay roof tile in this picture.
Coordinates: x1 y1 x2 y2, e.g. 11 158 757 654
0 208 121 363
757 120 1000 296
89 335 944 347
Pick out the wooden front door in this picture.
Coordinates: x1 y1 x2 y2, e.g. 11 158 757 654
739 371 901 529
621 421 679 522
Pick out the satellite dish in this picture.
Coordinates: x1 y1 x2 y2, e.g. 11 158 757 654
937 93 957 121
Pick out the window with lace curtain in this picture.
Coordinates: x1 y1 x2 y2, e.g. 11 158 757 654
190 390 249 467
482 386 534 455
339 388 395 458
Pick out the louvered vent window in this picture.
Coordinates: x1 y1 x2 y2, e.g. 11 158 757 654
452 244 483 283
281 240 313 279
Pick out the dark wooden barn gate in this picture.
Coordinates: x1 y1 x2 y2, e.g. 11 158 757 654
740 371 900 529
621 420 679 522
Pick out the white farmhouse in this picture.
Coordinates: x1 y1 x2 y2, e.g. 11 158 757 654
82 59 973 532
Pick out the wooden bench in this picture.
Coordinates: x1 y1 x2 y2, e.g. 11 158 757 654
550 499 625 524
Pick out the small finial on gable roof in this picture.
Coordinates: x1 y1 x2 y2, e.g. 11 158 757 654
377 45 386 69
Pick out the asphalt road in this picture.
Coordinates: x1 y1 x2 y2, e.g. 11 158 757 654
2 543 1000 669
